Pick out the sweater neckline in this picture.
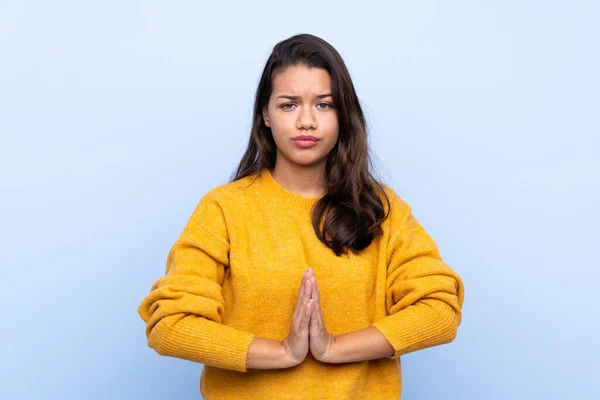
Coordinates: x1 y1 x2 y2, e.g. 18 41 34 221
258 168 321 209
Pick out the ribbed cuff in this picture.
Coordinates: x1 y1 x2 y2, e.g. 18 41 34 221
372 302 458 358
161 317 256 372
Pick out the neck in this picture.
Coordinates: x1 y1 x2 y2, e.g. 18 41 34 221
271 160 326 198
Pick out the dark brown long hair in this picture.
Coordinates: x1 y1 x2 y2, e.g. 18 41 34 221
232 33 390 256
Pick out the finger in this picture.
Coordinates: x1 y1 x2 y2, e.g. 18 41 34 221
310 299 318 320
296 273 311 317
309 301 321 333
311 277 325 325
304 299 313 320
310 276 320 306
312 296 322 319
298 273 306 303
297 298 312 336
301 271 311 301
293 272 308 319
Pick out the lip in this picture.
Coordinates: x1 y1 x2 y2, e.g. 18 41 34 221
293 135 319 141
292 136 320 148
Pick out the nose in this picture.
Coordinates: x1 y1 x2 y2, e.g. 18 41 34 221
296 106 317 130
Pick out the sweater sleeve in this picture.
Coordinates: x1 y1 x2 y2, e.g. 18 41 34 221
137 192 255 372
371 189 465 358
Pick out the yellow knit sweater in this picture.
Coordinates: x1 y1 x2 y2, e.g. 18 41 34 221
138 169 464 399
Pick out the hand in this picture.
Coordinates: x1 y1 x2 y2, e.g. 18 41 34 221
307 268 336 363
281 269 313 366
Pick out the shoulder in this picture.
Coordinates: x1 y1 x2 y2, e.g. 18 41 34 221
190 174 258 221
378 183 418 231
203 174 257 203
379 184 410 216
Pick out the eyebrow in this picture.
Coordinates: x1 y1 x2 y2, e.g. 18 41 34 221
276 93 333 100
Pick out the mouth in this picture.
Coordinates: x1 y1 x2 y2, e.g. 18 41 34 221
293 135 319 142
292 136 320 148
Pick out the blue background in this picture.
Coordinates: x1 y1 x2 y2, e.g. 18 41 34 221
2 1 598 399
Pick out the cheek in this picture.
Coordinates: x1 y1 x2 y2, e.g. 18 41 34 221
323 117 339 139
269 115 293 136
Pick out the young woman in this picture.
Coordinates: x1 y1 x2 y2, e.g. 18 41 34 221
138 33 464 399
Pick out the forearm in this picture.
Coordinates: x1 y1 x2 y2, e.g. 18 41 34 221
325 326 394 364
246 337 298 369
372 299 460 358
148 315 255 372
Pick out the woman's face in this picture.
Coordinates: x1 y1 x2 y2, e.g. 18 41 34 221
262 64 339 171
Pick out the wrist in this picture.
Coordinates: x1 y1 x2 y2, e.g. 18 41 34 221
246 337 301 369
314 334 339 363
280 339 304 368
318 327 395 364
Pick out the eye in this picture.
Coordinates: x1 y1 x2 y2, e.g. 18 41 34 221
281 103 296 110
317 103 332 110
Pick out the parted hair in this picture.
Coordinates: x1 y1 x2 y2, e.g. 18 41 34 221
232 33 390 256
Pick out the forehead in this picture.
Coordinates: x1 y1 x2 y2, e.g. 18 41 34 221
271 65 332 96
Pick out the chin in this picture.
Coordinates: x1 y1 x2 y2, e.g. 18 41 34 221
285 157 326 169
276 148 331 169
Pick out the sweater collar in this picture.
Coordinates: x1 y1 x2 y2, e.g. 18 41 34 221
256 168 321 209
